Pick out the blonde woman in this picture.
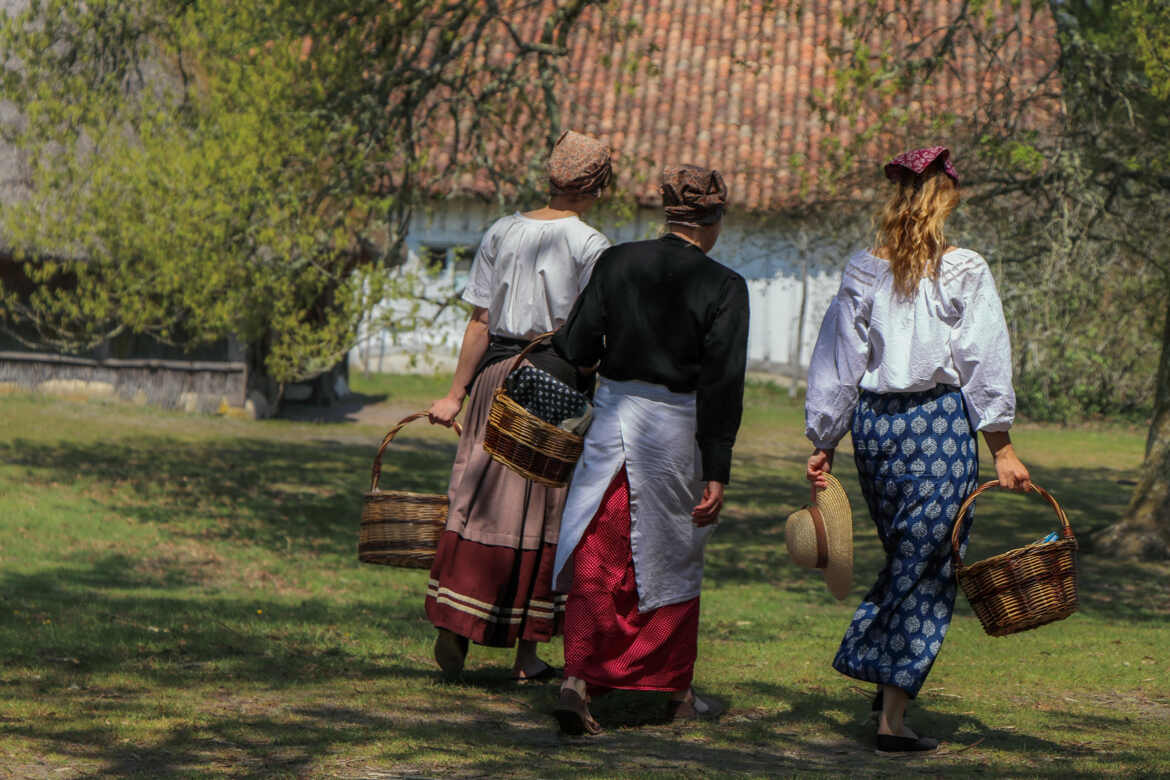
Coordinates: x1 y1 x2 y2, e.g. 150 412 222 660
804 147 1030 754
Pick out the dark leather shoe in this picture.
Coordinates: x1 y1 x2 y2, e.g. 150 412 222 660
553 688 602 736
433 629 468 679
875 732 939 754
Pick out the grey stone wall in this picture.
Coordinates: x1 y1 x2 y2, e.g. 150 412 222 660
0 353 248 415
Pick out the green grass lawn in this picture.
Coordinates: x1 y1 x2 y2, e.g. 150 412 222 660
0 377 1167 778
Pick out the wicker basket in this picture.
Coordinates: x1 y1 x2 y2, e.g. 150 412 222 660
482 332 584 488
951 480 1079 637
358 412 462 569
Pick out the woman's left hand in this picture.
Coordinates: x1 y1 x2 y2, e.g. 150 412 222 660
692 481 725 527
983 431 1031 492
993 446 1031 492
806 448 835 489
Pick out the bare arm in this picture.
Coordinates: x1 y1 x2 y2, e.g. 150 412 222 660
427 306 490 426
981 430 1030 491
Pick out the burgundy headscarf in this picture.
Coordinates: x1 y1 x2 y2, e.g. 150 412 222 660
547 130 613 196
661 164 728 226
884 146 960 185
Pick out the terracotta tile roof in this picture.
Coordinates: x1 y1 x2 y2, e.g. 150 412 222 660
443 0 1060 213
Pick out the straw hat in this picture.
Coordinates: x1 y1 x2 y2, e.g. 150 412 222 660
785 473 854 601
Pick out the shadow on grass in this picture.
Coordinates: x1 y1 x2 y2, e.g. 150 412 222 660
0 572 1133 780
277 390 390 424
0 636 1134 778
0 554 435 684
0 432 457 557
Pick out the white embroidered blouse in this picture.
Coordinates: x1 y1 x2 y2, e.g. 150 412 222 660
462 213 610 340
805 248 1016 450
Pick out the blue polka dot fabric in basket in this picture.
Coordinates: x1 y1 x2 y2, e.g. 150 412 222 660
504 365 590 429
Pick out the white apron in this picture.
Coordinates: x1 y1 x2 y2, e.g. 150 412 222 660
553 377 713 611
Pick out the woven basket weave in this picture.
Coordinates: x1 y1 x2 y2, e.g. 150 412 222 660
358 412 461 569
482 331 584 488
952 480 1078 637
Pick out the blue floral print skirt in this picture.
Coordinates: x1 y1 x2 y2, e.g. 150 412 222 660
832 385 978 698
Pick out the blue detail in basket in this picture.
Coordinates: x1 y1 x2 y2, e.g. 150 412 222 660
1032 531 1059 545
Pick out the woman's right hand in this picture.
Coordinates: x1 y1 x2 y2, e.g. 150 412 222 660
427 395 463 427
806 448 835 489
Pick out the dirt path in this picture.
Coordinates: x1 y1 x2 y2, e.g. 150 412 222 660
278 393 435 430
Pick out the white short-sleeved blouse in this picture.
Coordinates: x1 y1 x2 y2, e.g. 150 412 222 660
461 213 610 340
805 248 1016 449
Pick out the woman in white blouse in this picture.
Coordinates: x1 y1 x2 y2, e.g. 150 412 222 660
804 147 1029 754
423 130 612 682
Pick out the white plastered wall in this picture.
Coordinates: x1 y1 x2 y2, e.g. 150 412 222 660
349 201 858 377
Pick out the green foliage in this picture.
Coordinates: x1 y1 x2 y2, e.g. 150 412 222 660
1 1 370 380
1127 1 1170 98
1003 0 1170 422
1006 257 1160 423
0 0 602 382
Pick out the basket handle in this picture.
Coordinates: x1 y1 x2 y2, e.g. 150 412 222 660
498 331 558 387
369 412 463 493
950 480 1074 568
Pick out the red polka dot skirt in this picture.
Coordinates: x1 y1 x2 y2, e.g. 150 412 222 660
562 465 700 692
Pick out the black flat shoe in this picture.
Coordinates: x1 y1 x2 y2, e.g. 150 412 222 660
875 733 939 755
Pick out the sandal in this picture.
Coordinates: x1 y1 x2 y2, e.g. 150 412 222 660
553 687 602 736
667 688 727 722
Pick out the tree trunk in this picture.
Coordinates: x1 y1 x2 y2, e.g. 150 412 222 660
1093 293 1170 559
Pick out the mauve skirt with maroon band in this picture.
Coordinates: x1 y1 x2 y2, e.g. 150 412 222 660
425 357 566 648
563 466 700 692
426 532 562 646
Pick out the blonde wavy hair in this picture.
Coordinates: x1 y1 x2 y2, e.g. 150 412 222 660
874 165 960 298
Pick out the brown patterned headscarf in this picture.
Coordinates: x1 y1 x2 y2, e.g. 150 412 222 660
547 130 613 197
661 164 728 226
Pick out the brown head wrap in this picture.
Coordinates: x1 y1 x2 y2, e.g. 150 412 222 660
547 130 613 196
661 164 728 226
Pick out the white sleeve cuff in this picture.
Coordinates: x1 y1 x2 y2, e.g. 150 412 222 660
461 286 491 308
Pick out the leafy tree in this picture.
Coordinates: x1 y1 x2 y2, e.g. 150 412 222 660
0 0 604 384
1088 0 1170 558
